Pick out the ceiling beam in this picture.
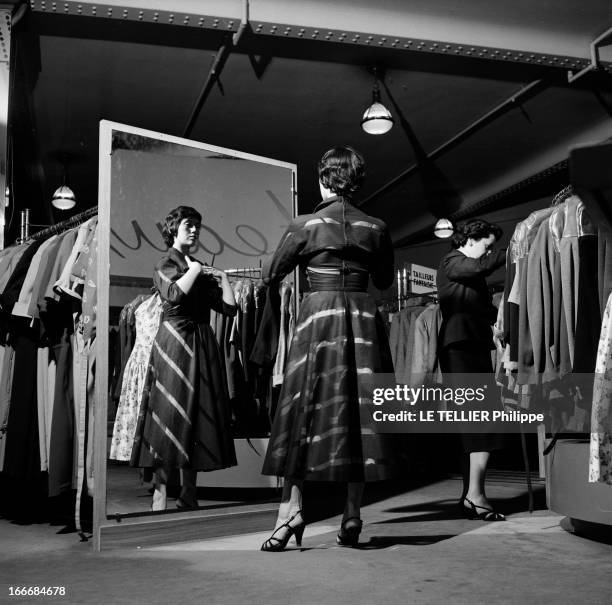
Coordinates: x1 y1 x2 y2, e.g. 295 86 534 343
182 0 249 137
358 77 552 209
28 1 612 81
390 119 612 247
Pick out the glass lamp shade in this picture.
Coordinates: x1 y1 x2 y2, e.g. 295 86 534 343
434 218 454 238
361 102 394 135
52 185 76 210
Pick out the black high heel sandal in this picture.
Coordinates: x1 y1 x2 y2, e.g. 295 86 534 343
463 497 505 521
260 511 305 552
336 517 363 547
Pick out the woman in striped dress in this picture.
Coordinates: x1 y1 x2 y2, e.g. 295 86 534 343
260 147 400 551
130 206 237 510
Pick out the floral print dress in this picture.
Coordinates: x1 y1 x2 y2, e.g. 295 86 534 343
589 292 612 484
110 293 162 461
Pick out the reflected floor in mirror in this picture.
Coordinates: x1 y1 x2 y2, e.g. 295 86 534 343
106 463 281 517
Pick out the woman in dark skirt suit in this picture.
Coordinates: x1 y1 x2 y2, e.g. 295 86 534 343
259 147 400 551
437 219 506 521
131 206 237 510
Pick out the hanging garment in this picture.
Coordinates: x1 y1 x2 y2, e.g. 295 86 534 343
42 228 79 303
598 226 612 314
52 219 94 299
589 292 612 485
110 293 162 461
47 325 74 497
505 207 556 371
250 285 282 369
113 293 150 403
0 238 49 313
25 235 65 321
398 305 428 384
261 195 404 482
565 198 600 374
2 326 40 481
0 329 15 471
77 224 98 342
272 282 292 386
36 346 52 472
131 248 237 472
0 245 30 294
55 217 98 300
410 303 442 386
11 234 60 318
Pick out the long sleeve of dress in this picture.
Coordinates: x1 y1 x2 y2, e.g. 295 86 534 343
154 257 187 304
262 223 307 285
204 275 237 317
443 249 506 281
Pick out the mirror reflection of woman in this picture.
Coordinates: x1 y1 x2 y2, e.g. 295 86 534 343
259 147 402 551
130 206 237 510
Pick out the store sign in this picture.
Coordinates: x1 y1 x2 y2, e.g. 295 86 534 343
407 263 437 293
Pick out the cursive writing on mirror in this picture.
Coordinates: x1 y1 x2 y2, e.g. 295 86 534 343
111 220 270 259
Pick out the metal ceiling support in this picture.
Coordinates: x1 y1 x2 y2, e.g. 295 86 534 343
27 1 612 76
182 0 249 138
358 77 550 208
567 26 612 84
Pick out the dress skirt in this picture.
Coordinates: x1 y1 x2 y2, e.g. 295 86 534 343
439 342 506 453
131 317 237 472
262 288 403 482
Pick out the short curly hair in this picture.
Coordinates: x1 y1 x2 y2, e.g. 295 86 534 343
318 146 366 196
451 219 503 249
161 206 202 247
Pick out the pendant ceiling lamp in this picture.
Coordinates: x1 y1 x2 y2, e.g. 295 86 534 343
434 218 454 238
361 69 394 135
52 161 76 210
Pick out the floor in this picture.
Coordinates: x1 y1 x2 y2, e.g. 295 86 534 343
1 475 611 605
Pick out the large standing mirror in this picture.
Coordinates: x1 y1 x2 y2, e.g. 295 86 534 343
94 121 297 550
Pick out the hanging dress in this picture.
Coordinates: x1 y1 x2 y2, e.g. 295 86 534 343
110 293 162 461
131 248 237 472
589 291 612 484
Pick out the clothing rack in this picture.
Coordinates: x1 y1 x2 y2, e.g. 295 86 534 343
225 265 262 279
21 206 98 244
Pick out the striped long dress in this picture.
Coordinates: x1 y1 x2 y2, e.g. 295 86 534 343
261 195 404 482
130 248 237 472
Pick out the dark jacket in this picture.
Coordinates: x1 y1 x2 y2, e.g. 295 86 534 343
437 248 506 349
155 248 236 322
262 195 394 290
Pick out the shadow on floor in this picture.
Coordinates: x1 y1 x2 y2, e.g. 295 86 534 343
357 534 457 548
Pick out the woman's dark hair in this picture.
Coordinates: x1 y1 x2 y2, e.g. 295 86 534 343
318 146 366 196
161 205 202 247
451 219 503 249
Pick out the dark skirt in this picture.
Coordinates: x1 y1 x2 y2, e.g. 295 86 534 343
439 343 506 453
262 289 402 482
131 317 237 472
